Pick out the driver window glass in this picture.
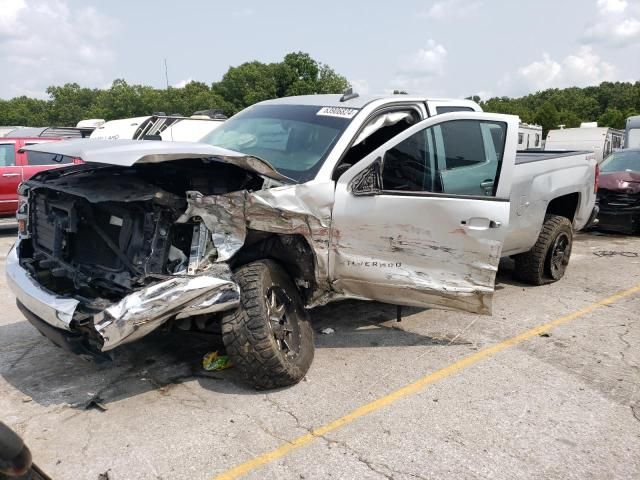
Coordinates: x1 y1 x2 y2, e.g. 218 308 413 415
381 120 506 197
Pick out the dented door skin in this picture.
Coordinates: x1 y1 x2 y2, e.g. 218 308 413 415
329 112 518 315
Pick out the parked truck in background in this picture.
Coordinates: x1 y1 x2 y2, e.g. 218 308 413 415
0 138 82 219
7 93 598 389
545 124 624 163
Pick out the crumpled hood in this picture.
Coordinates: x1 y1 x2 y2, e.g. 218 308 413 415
21 138 293 183
599 171 640 194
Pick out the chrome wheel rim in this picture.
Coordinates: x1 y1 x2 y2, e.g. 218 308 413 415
265 286 301 357
550 232 570 277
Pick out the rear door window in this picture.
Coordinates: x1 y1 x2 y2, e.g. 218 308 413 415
0 144 16 166
24 144 74 165
435 106 474 114
381 119 507 197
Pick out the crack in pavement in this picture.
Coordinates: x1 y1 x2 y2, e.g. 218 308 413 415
4 342 39 371
264 396 428 479
632 404 640 424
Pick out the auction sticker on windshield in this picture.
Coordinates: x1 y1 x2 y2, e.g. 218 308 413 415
317 106 359 119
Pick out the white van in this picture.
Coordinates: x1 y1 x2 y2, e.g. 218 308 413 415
544 124 624 163
90 114 225 142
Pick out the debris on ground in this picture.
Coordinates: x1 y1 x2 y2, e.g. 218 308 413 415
85 398 108 412
97 470 111 480
319 327 335 335
593 250 638 257
202 351 233 371
539 332 551 338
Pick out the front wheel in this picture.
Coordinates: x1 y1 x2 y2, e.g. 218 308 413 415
221 260 314 389
514 215 573 285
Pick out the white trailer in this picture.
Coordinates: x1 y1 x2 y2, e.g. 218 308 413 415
625 116 640 148
517 123 542 150
544 124 624 163
90 114 224 142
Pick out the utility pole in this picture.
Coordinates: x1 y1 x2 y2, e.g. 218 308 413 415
164 58 169 89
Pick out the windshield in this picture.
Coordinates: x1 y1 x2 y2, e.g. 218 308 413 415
601 150 640 173
200 104 356 182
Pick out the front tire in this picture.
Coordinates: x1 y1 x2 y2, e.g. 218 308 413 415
514 215 573 285
221 260 314 389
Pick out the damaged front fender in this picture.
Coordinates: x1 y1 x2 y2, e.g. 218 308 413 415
178 182 335 306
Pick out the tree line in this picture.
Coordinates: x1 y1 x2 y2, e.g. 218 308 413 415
1 50 638 137
0 52 349 127
476 81 640 135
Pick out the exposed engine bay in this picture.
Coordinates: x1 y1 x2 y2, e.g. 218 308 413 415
19 160 261 299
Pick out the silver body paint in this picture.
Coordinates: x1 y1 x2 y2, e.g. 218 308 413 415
7 96 597 352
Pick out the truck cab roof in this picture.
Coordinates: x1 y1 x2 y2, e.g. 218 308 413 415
259 94 481 111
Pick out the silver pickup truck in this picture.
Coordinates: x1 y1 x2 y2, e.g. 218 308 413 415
6 94 598 389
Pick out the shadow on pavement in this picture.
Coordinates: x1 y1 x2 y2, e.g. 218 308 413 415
0 226 17 237
0 299 465 407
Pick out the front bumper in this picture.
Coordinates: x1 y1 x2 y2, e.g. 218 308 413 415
596 207 640 234
6 241 241 352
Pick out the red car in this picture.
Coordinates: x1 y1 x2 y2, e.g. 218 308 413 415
0 138 82 218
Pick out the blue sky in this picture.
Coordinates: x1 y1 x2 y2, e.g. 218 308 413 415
1 0 639 100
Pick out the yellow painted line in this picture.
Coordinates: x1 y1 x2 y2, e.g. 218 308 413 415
214 283 640 480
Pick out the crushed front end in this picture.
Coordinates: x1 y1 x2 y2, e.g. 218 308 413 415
597 189 640 235
7 161 259 356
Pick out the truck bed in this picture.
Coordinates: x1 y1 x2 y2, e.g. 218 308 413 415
503 150 597 257
516 150 593 164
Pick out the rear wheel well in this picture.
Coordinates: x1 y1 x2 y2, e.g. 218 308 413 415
546 193 579 223
229 231 317 303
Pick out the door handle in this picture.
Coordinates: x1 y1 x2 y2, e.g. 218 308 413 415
2 173 20 177
461 218 501 230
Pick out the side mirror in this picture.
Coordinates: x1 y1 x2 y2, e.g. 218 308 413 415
349 157 383 196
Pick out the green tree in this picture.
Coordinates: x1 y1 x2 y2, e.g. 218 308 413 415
46 83 100 125
534 102 559 136
212 61 279 114
0 96 50 126
598 107 625 129
315 64 349 94
557 110 581 128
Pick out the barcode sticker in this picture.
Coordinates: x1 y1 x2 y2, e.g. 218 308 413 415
317 106 359 119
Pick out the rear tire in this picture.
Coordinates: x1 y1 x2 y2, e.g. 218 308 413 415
221 260 314 389
514 215 573 285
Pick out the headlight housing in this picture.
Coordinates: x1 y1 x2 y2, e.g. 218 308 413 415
16 184 29 238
